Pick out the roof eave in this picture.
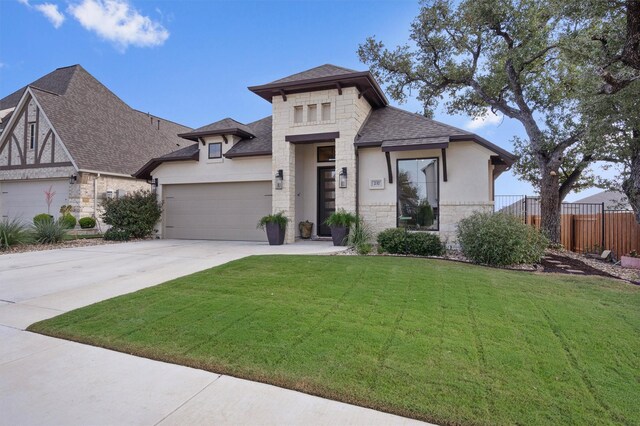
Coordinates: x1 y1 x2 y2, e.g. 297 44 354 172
248 71 388 108
178 128 255 141
224 150 272 159
133 152 199 180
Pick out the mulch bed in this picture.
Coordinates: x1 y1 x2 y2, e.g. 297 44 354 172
540 253 616 278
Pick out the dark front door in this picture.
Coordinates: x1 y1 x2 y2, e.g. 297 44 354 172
317 166 336 236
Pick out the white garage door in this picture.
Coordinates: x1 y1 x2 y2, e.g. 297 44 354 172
0 180 70 224
163 181 272 241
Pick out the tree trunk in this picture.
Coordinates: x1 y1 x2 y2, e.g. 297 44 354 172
539 168 562 244
622 129 640 224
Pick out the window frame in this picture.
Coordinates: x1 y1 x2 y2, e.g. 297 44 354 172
208 142 222 159
29 122 36 150
321 102 331 121
307 104 318 122
396 156 440 231
293 105 303 124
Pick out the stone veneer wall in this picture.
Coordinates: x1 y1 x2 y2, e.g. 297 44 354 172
271 87 372 243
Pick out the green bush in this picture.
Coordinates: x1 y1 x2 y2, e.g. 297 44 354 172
101 190 162 239
347 216 373 255
325 209 357 228
60 214 77 229
32 219 67 244
377 228 444 256
456 212 548 266
104 228 130 241
79 217 97 229
0 218 30 249
257 211 289 230
33 213 53 225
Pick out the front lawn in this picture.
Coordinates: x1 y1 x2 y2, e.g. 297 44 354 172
29 256 639 425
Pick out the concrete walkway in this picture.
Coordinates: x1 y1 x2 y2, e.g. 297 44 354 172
0 240 428 425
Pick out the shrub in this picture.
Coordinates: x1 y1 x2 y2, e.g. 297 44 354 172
32 219 67 244
257 211 289 230
347 216 373 255
33 213 53 225
101 190 162 239
104 227 130 241
377 228 444 256
60 214 77 229
79 217 97 229
0 218 30 249
456 212 548 266
325 209 357 228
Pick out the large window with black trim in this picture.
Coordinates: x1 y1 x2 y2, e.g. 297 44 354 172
397 158 439 230
208 142 222 159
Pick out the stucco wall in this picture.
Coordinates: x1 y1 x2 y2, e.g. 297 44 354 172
271 87 372 242
358 141 495 245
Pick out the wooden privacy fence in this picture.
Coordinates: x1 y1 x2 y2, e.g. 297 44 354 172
496 196 640 259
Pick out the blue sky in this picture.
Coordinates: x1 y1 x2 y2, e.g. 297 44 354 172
0 0 600 200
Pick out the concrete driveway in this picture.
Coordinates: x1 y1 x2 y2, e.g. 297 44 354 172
0 240 427 426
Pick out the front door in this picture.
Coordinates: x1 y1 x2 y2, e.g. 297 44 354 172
317 166 336 236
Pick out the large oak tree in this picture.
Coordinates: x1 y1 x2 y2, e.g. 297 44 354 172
358 0 598 242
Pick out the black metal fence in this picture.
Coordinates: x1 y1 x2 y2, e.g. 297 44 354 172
495 195 639 259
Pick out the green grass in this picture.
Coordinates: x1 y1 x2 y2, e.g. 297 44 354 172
29 256 640 425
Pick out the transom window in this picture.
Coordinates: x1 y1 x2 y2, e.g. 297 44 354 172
397 158 439 230
208 142 222 159
317 146 335 162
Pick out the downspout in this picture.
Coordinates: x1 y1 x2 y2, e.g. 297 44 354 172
355 148 359 217
94 173 100 218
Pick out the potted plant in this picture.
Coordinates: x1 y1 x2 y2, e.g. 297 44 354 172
257 211 289 245
621 250 640 269
325 209 357 246
298 221 313 239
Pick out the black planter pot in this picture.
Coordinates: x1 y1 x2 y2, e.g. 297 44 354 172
330 225 349 246
265 222 286 245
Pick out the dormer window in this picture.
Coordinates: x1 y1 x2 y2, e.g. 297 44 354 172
208 142 222 159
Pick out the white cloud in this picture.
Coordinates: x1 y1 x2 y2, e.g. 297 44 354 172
465 108 503 130
68 0 169 50
17 0 65 28
34 3 65 28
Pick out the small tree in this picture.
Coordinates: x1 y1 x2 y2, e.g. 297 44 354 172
101 190 162 239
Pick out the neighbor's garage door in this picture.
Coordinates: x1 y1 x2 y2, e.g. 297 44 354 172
0 180 69 224
163 181 272 241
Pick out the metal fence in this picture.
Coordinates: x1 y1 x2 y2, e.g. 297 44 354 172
495 195 640 259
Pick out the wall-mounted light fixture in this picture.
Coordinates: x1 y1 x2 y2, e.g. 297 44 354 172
275 169 284 190
153 178 159 188
69 174 77 185
339 167 347 188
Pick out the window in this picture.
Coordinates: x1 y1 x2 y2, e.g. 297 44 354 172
29 122 36 150
293 106 303 124
321 103 331 121
307 104 317 122
317 146 335 162
397 158 439 230
208 142 222 159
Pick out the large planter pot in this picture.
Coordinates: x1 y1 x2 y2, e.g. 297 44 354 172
621 255 640 269
299 221 313 239
265 222 286 245
330 225 349 246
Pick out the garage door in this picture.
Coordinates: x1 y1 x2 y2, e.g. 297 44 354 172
163 181 272 241
0 180 70 224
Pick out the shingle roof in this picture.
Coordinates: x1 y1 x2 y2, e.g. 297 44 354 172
178 117 255 140
224 116 272 158
0 64 77 110
574 190 631 210
268 64 360 84
1 65 191 175
356 106 515 162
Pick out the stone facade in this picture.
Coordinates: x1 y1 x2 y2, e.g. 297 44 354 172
271 87 371 243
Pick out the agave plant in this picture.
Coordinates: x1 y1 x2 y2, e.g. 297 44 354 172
0 218 30 249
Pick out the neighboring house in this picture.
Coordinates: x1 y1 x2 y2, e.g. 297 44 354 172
574 190 631 211
0 65 191 224
137 64 515 244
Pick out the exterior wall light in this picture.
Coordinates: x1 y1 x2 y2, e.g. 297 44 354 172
339 167 347 188
69 174 77 184
275 169 284 190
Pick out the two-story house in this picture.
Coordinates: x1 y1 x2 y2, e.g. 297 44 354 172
136 64 515 244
